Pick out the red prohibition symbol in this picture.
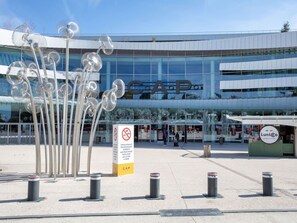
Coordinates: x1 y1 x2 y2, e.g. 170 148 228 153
122 128 131 141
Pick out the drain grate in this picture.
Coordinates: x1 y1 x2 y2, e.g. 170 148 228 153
160 208 223 217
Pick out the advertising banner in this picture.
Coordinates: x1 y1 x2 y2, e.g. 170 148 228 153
112 124 134 176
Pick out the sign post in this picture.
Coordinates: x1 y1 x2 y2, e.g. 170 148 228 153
112 125 134 176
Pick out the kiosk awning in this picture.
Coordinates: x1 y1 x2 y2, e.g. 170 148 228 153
226 115 297 127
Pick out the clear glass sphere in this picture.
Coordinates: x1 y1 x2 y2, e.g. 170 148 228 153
112 79 125 98
25 103 33 113
26 64 38 82
81 52 102 72
86 97 99 117
20 81 29 95
27 33 47 48
11 86 21 99
45 51 60 67
87 81 98 91
99 34 114 55
102 90 117 111
70 68 83 85
6 61 26 86
24 100 41 114
58 21 79 38
12 24 31 47
58 84 73 98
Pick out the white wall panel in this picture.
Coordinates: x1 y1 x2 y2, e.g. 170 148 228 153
220 57 297 71
0 65 99 80
220 76 297 90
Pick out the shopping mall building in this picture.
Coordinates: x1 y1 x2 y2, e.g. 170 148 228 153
0 28 297 144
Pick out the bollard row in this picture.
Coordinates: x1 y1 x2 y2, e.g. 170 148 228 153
262 172 273 196
207 172 218 197
27 175 40 201
150 173 160 198
89 173 105 201
145 173 165 200
26 171 275 202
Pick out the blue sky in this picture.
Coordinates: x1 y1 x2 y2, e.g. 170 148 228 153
0 0 296 35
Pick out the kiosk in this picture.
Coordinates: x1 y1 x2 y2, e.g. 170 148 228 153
227 115 297 157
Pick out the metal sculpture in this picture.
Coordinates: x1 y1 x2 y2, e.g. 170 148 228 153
6 22 125 178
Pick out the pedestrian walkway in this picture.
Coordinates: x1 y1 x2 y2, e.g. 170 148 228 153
133 141 248 151
0 143 297 222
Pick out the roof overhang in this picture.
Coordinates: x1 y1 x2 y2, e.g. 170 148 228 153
227 115 297 127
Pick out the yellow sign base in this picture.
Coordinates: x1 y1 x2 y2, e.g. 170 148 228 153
112 163 134 176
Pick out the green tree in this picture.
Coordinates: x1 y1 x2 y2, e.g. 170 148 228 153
281 21 290 32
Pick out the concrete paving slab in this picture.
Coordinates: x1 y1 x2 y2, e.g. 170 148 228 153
1 142 297 222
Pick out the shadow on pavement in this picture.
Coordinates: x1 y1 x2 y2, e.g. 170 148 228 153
0 198 26 203
181 195 205 199
59 198 85 202
0 172 30 183
121 196 146 200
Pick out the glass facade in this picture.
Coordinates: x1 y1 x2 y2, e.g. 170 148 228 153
99 49 297 100
1 33 297 144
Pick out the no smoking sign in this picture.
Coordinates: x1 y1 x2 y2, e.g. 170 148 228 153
122 127 131 141
113 124 134 176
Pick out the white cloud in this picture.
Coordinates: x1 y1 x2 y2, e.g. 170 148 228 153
0 16 23 30
0 0 24 30
62 0 75 21
88 0 103 8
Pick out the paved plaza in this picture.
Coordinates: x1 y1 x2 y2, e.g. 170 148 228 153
1 142 297 222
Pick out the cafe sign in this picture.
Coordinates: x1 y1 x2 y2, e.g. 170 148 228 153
260 126 279 144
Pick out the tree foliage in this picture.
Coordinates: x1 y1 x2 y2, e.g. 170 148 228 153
281 21 290 32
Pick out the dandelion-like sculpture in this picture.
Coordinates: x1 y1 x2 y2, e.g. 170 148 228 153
6 22 125 178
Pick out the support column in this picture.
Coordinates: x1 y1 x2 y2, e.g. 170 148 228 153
241 124 244 144
18 123 21 144
167 124 170 144
294 127 297 158
210 113 216 142
210 60 215 99
202 111 207 143
157 60 162 100
106 61 111 89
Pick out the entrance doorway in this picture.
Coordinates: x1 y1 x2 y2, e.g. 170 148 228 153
168 125 203 143
134 125 151 142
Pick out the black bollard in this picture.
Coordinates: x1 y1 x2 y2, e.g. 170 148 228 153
150 173 160 198
207 172 218 197
89 173 104 201
27 175 40 201
146 173 165 200
262 172 273 196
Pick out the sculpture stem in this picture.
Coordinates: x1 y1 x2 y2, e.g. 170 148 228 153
39 106 47 173
37 47 57 179
67 77 78 173
62 37 70 176
52 61 61 174
87 105 103 175
24 76 41 175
